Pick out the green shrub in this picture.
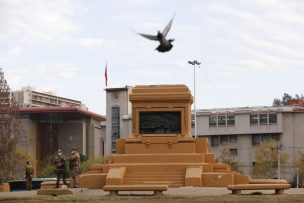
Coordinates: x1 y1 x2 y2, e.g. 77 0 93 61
80 156 109 174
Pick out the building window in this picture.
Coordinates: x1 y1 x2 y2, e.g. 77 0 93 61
218 115 226 125
209 115 235 126
262 134 270 141
250 114 259 125
229 148 238 156
252 134 261 145
229 135 238 143
211 136 220 147
191 114 195 128
227 115 235 125
212 135 238 146
259 114 268 124
111 106 120 152
209 115 217 126
269 113 277 124
218 115 226 126
252 133 280 145
220 135 229 144
271 133 280 141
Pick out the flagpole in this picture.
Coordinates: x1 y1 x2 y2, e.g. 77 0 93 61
105 60 108 87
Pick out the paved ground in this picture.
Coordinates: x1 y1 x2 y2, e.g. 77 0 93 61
0 187 303 197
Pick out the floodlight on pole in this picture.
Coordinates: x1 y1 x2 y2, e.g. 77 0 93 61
188 60 201 138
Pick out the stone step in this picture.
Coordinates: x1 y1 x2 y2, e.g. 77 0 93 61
126 172 184 177
112 153 204 163
123 180 184 187
124 177 183 181
104 163 209 173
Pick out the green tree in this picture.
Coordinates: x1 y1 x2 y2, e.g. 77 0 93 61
218 145 242 173
282 93 292 105
252 139 289 179
272 93 304 106
0 68 25 181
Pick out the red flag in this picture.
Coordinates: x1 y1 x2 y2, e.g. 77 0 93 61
104 62 108 87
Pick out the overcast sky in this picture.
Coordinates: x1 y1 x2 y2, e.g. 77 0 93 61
1 0 304 115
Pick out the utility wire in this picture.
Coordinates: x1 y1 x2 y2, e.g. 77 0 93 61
196 65 232 107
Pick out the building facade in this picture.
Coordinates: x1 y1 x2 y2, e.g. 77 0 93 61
10 87 106 175
13 86 86 109
196 106 304 180
105 85 304 181
19 107 106 175
105 86 132 155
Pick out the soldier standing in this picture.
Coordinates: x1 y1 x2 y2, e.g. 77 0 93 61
25 161 34 190
54 149 68 188
69 146 80 188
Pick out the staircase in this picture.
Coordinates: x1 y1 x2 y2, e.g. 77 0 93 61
123 171 185 187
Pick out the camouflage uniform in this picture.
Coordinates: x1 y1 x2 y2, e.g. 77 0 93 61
25 161 34 190
54 150 68 188
69 147 80 188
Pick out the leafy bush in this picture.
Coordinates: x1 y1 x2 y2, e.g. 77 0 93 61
80 156 110 174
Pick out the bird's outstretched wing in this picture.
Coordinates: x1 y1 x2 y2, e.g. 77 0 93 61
162 13 175 37
137 33 158 41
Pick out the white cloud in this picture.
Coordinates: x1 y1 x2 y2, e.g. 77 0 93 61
0 0 82 44
76 38 118 48
7 47 22 57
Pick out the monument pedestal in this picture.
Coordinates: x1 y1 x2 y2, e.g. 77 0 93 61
101 85 247 188
80 85 290 194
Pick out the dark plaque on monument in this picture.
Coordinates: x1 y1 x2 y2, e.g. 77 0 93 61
139 112 181 135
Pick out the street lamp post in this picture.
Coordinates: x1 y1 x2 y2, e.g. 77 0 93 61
188 60 201 138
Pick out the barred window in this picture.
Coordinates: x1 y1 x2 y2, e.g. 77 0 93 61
259 114 268 124
229 135 238 143
250 114 258 124
269 113 277 124
227 115 235 125
211 136 220 147
252 134 261 145
220 135 229 144
209 115 217 126
218 115 226 126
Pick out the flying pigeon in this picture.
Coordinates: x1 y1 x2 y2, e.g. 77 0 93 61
135 14 175 52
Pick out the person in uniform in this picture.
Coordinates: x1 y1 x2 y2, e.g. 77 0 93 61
25 161 34 190
69 146 80 188
54 149 68 188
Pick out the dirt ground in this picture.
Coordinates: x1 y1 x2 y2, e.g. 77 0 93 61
0 187 304 203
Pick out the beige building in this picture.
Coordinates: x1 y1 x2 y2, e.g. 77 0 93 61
105 85 304 181
13 86 86 109
196 106 304 180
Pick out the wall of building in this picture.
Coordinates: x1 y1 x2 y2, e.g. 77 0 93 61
87 118 104 158
58 122 84 157
281 112 304 180
20 118 37 169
